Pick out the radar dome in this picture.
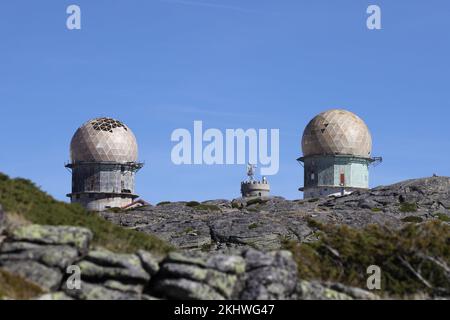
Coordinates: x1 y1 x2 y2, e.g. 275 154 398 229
70 117 138 163
301 109 372 158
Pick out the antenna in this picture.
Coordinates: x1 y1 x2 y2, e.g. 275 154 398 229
246 163 257 182
371 156 383 167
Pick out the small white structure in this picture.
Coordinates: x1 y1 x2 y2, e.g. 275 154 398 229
240 164 270 198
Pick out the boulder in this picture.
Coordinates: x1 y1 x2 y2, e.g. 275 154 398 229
137 250 160 276
0 260 63 291
12 225 92 254
103 280 144 295
63 281 141 300
240 250 298 300
151 251 245 300
36 292 74 300
152 278 225 300
295 281 353 300
0 242 80 270
159 262 238 298
78 249 150 283
326 283 380 300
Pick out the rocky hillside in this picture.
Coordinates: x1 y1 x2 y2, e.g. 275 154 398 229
0 220 375 300
1 174 449 300
101 176 450 252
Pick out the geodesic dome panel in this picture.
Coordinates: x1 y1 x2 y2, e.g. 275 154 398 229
70 118 138 163
302 109 372 158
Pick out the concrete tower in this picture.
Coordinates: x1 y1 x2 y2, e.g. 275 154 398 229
298 109 381 199
241 164 270 198
66 117 143 211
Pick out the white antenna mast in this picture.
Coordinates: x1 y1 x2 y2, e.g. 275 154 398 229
246 163 257 182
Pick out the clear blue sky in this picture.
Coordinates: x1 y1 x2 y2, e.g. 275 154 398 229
0 0 449 203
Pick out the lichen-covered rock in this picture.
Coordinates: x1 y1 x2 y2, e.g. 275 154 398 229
137 250 160 276
78 249 150 283
12 225 92 253
63 281 140 300
103 280 144 295
240 250 298 300
0 242 80 270
151 251 246 300
37 292 74 300
206 254 246 274
164 251 209 267
326 283 380 300
159 263 238 298
295 281 353 300
164 251 246 274
0 260 63 291
153 278 225 300
210 216 291 251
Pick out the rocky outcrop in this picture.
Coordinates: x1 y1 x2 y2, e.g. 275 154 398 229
151 251 246 300
0 224 160 300
101 176 450 252
0 224 378 300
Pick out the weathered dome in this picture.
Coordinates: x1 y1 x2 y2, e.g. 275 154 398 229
302 109 372 158
70 117 138 163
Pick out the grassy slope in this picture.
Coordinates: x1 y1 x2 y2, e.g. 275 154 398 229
0 172 172 254
284 220 450 297
0 269 44 299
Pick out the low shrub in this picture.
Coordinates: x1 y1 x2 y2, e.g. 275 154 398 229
283 221 450 297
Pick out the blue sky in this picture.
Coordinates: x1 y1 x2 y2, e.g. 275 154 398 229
0 0 449 203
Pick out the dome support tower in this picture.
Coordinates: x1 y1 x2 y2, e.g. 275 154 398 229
66 118 143 211
298 109 381 199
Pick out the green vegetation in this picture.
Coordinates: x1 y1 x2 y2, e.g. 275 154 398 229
433 213 450 222
174 227 197 238
201 243 213 252
371 208 382 213
185 201 201 207
306 218 323 229
308 198 319 203
195 204 220 211
185 201 220 211
283 220 450 297
0 173 172 254
400 202 418 213
0 269 44 299
183 227 195 234
246 198 268 206
156 201 171 206
401 216 424 223
231 201 242 209
248 223 258 230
